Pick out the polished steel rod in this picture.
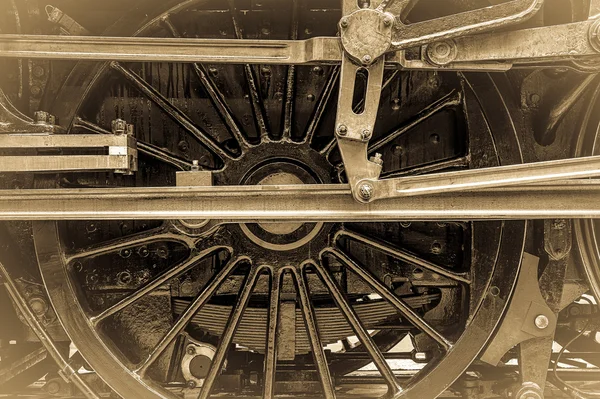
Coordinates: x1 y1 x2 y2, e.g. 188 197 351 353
1 181 600 221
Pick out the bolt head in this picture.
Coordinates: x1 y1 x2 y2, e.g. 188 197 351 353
358 183 374 201
340 17 349 28
383 16 393 27
111 119 127 135
362 54 372 64
534 314 549 330
369 153 383 166
337 124 348 136
34 111 55 125
187 346 196 355
361 129 371 140
186 380 197 389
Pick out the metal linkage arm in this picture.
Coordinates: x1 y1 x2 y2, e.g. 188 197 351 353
424 19 600 67
0 132 138 174
0 34 341 64
355 156 600 202
389 0 544 51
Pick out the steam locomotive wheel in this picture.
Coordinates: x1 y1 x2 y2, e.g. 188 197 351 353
32 1 527 398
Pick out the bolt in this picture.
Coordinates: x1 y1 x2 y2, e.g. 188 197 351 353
157 245 169 259
29 296 48 316
34 111 55 125
431 242 443 255
120 248 132 258
552 219 567 229
111 119 127 135
426 40 457 65
516 383 543 399
178 140 189 152
187 346 196 355
369 153 383 166
340 17 349 28
117 271 132 285
530 93 541 105
337 124 348 136
534 314 550 330
208 67 219 77
307 94 315 101
192 160 200 171
138 246 150 258
46 380 61 395
33 65 45 78
312 66 324 75
30 85 42 97
362 54 372 64
383 15 394 27
358 183 374 201
186 380 197 389
361 128 371 141
392 145 404 156
261 67 272 77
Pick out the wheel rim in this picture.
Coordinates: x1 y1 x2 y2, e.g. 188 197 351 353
574 84 600 299
34 1 527 398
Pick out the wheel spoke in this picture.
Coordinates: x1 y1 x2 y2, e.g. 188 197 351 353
325 248 453 351
334 230 471 284
110 62 235 162
281 0 299 141
161 15 251 150
228 0 269 141
91 239 225 325
263 269 282 399
381 155 470 179
66 224 182 264
311 260 403 396
290 266 336 399
368 90 462 154
135 253 244 377
137 141 193 171
73 117 193 170
308 66 340 146
199 265 264 399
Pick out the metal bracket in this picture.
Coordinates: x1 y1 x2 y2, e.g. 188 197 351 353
334 54 384 200
480 253 556 366
0 132 138 174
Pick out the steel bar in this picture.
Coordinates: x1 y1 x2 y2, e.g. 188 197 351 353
263 270 282 399
334 230 470 284
292 266 336 399
2 181 600 221
325 248 452 350
444 20 600 65
199 266 263 399
0 34 341 64
91 242 220 325
0 133 135 148
390 0 543 50
0 155 132 173
312 260 403 396
368 156 600 200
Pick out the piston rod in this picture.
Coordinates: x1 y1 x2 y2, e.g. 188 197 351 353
0 181 599 221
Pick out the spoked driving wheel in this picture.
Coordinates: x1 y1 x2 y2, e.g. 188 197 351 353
33 1 527 398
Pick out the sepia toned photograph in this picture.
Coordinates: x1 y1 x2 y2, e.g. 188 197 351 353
0 0 599 398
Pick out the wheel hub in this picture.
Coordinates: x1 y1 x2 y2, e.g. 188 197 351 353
237 157 326 253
